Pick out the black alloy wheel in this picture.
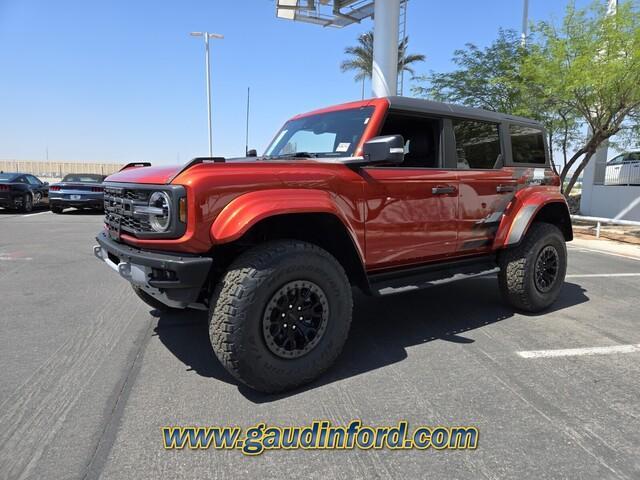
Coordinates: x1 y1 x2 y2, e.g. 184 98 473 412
534 245 560 293
262 280 329 359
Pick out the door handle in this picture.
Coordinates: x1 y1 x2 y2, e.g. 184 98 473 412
432 185 457 195
496 184 516 193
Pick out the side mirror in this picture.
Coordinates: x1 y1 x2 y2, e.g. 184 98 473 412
44 182 49 186
362 135 405 165
247 149 257 157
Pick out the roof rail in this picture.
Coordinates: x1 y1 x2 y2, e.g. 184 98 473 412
119 162 152 172
166 157 226 184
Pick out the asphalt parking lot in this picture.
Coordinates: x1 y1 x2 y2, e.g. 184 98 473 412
1 209 639 480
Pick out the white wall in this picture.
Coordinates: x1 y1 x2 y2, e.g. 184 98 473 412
580 185 640 220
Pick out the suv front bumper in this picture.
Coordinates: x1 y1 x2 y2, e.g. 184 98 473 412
94 232 212 309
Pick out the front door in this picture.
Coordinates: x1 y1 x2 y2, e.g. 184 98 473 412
361 112 458 270
363 168 458 269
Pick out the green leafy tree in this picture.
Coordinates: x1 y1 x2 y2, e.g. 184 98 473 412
523 0 640 194
340 31 426 97
413 29 525 113
412 29 581 175
413 1 640 195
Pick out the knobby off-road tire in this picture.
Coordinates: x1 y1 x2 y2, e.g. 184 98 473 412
209 240 353 393
132 285 177 312
498 222 567 312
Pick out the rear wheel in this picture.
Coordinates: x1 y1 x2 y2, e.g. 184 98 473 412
498 222 567 312
19 194 33 213
209 240 353 393
50 205 64 214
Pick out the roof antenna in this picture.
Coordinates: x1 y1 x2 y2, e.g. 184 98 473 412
245 87 251 156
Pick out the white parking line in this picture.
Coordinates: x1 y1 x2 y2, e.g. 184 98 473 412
0 256 33 261
21 211 50 218
566 273 640 278
517 344 640 359
568 246 640 262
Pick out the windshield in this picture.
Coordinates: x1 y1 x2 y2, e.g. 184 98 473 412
264 107 374 159
62 174 105 183
0 173 18 182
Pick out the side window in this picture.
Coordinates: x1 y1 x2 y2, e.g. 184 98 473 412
608 155 624 166
624 152 640 162
510 124 546 165
26 175 41 185
452 119 501 169
16 176 28 184
379 112 440 168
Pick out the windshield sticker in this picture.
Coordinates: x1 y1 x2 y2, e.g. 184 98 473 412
336 142 351 153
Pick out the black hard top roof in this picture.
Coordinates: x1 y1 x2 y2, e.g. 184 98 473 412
386 96 544 128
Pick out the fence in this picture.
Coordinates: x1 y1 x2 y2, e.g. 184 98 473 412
603 163 640 186
0 160 123 178
571 214 640 238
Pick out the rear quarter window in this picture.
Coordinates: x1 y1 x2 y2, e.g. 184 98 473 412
510 124 546 165
452 119 502 169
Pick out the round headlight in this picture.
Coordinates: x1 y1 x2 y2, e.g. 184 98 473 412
148 191 171 232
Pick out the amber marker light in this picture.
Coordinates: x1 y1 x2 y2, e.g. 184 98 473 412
179 197 187 223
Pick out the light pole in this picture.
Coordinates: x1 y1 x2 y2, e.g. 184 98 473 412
521 0 529 47
372 0 401 98
190 31 223 157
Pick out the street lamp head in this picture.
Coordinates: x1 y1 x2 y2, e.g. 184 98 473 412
190 31 223 39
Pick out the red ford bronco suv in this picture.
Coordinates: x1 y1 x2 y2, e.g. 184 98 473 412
94 97 572 392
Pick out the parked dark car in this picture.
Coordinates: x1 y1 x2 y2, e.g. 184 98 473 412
49 174 106 213
0 172 49 212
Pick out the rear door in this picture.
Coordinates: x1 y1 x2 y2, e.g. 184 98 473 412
362 111 458 269
451 118 516 254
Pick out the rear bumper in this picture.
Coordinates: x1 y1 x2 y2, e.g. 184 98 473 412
50 193 103 209
0 193 20 208
94 232 212 308
51 199 103 209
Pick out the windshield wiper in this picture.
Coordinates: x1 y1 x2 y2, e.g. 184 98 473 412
268 152 319 159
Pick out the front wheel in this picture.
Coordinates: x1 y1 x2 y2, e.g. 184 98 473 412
498 222 567 312
209 240 353 393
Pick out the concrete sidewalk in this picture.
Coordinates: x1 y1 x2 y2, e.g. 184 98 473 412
570 236 640 261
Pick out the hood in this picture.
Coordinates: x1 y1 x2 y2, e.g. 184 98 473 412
105 158 263 185
105 165 182 185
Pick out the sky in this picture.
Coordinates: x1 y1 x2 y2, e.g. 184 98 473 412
0 0 596 165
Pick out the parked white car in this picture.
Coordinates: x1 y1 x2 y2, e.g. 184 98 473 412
605 151 640 185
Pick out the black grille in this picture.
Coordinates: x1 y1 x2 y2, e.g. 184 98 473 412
103 186 154 236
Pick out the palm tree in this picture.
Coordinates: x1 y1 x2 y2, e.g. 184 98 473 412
340 30 426 98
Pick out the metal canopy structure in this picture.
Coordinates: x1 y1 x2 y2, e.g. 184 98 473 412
276 0 375 28
276 0 402 98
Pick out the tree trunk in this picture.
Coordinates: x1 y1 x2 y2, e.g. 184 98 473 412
563 150 595 196
560 146 588 185
548 131 558 174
